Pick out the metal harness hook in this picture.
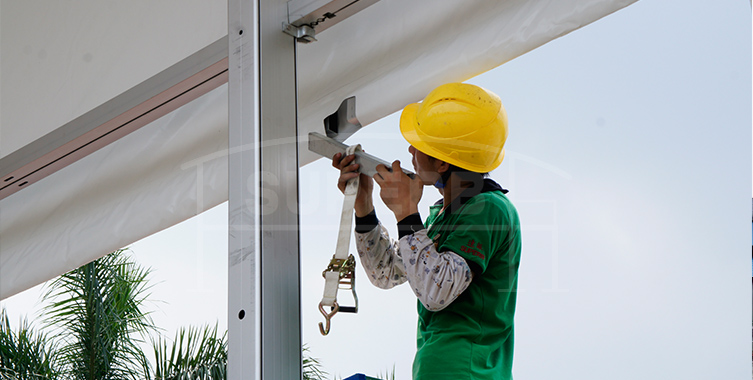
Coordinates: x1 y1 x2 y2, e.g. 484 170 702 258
318 254 358 335
318 301 339 335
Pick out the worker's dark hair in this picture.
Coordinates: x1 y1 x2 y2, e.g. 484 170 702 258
434 162 489 188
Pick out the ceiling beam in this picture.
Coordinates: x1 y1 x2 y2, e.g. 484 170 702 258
0 37 229 201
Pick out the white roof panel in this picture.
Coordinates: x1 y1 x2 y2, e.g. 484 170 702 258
0 0 637 299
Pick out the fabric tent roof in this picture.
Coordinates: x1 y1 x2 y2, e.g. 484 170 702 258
0 0 637 299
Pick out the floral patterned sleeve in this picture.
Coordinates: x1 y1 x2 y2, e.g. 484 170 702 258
398 229 474 311
354 223 408 289
354 219 474 312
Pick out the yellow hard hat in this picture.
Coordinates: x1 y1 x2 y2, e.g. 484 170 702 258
399 82 508 173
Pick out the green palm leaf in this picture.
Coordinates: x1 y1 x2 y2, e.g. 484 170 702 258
302 344 327 380
0 308 59 380
42 249 156 380
152 324 227 380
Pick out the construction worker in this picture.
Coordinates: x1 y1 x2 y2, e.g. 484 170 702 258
332 82 522 380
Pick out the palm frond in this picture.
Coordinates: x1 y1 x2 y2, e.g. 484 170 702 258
0 308 59 380
302 344 327 380
42 249 156 380
152 324 227 380
374 364 396 380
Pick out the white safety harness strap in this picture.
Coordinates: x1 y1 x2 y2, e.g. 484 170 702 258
318 144 360 335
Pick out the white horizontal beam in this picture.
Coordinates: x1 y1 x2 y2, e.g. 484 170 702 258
0 37 229 201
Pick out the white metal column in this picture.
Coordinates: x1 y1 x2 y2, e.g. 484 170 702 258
228 0 301 378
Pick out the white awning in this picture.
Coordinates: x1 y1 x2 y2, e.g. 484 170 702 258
0 0 637 299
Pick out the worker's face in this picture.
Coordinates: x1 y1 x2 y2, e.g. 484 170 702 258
409 145 446 186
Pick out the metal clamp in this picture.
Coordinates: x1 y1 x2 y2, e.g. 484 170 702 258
282 23 317 43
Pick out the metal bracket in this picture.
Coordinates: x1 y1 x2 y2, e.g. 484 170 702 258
324 96 362 142
282 23 317 43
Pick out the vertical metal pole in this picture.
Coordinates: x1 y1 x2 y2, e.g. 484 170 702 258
259 0 303 378
228 0 301 379
228 0 261 377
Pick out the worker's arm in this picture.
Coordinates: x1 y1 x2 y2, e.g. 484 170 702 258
354 212 474 311
354 210 474 310
337 155 472 308
396 213 474 311
354 212 408 289
371 161 473 310
335 152 407 288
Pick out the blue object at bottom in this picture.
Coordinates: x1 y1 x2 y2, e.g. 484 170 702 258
344 374 380 380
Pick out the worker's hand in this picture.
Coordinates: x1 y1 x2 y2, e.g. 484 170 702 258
373 160 423 221
332 152 374 217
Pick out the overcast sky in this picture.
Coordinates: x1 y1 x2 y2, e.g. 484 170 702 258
2 0 751 379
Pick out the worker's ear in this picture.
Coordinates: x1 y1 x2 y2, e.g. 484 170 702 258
436 160 451 174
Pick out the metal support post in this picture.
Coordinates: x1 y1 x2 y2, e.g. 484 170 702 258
259 0 302 377
228 0 301 378
227 0 261 376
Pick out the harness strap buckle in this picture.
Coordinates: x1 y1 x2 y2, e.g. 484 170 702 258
321 254 358 313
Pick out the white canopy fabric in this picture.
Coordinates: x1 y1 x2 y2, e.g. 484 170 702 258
0 0 637 299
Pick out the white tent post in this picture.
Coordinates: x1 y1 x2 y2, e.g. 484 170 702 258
228 0 302 378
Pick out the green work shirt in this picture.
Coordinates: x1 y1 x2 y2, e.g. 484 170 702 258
413 188 521 380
